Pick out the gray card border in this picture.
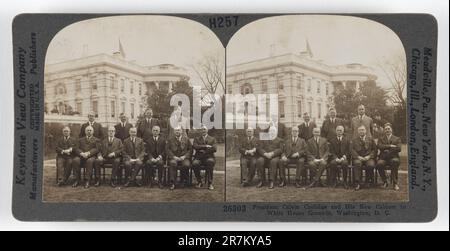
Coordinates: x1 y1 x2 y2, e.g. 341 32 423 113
12 13 438 222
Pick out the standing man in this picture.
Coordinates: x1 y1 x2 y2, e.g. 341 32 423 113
352 125 377 191
123 127 145 187
72 126 100 188
256 127 284 189
95 126 123 187
305 128 330 189
328 125 351 189
145 126 166 188
136 109 160 141
115 113 133 142
321 107 344 142
167 127 192 190
299 113 316 141
239 128 259 187
192 125 217 190
351 105 374 138
280 127 308 188
79 112 104 140
55 126 78 186
376 123 402 191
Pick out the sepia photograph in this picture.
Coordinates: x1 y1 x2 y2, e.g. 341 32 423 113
43 15 225 202
225 15 409 202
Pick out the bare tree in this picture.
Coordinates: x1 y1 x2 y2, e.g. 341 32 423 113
378 53 407 108
191 53 225 104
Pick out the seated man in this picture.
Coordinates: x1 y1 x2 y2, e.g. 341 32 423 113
352 125 377 191
55 126 78 186
145 126 166 189
239 127 259 187
167 127 192 190
123 127 145 187
72 126 100 188
305 128 330 189
192 125 217 190
280 126 307 188
376 123 402 191
328 125 351 189
95 126 123 187
256 127 284 189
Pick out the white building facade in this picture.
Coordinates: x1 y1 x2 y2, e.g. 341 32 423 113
44 52 189 126
226 52 377 128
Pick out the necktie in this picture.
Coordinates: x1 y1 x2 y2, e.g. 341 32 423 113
154 137 158 142
110 137 113 144
65 136 68 142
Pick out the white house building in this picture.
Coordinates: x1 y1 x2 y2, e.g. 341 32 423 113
44 51 190 126
226 47 378 128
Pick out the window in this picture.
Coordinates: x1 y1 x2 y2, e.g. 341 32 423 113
298 101 302 117
76 102 83 115
110 77 115 90
130 103 135 119
228 84 233 94
139 83 142 95
279 101 285 119
91 77 97 91
244 86 252 95
75 79 81 93
318 103 322 119
110 101 115 118
307 79 312 92
130 81 134 94
140 105 143 116
317 81 321 94
326 83 329 95
277 77 284 90
261 79 268 92
58 85 65 95
308 102 312 116
120 79 125 93
92 100 98 117
121 102 126 114
297 76 302 90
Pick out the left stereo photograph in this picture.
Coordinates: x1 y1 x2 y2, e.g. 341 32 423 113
43 15 226 203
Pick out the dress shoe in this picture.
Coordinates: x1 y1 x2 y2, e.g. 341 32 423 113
383 182 389 189
196 182 203 188
94 180 101 187
295 181 302 188
110 181 116 188
124 181 132 187
355 184 361 191
170 184 176 190
159 183 165 189
136 181 142 187
208 184 215 190
57 181 66 187
343 182 349 190
278 181 286 187
268 181 275 189
256 181 264 188
84 181 90 189
394 184 400 191
72 181 80 188
241 181 249 187
305 181 317 190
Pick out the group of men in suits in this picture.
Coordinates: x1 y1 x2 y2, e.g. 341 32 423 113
239 105 402 191
55 110 217 190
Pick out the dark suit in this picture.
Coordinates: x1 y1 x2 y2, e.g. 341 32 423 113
306 137 330 183
79 122 104 139
328 136 351 185
73 136 100 182
114 122 133 142
299 122 316 141
351 115 374 138
352 135 377 184
280 137 307 182
136 118 160 141
321 118 344 142
376 134 402 185
192 135 217 185
145 136 167 184
256 138 284 182
95 137 123 182
55 136 78 183
123 137 145 182
167 136 192 185
239 136 259 183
